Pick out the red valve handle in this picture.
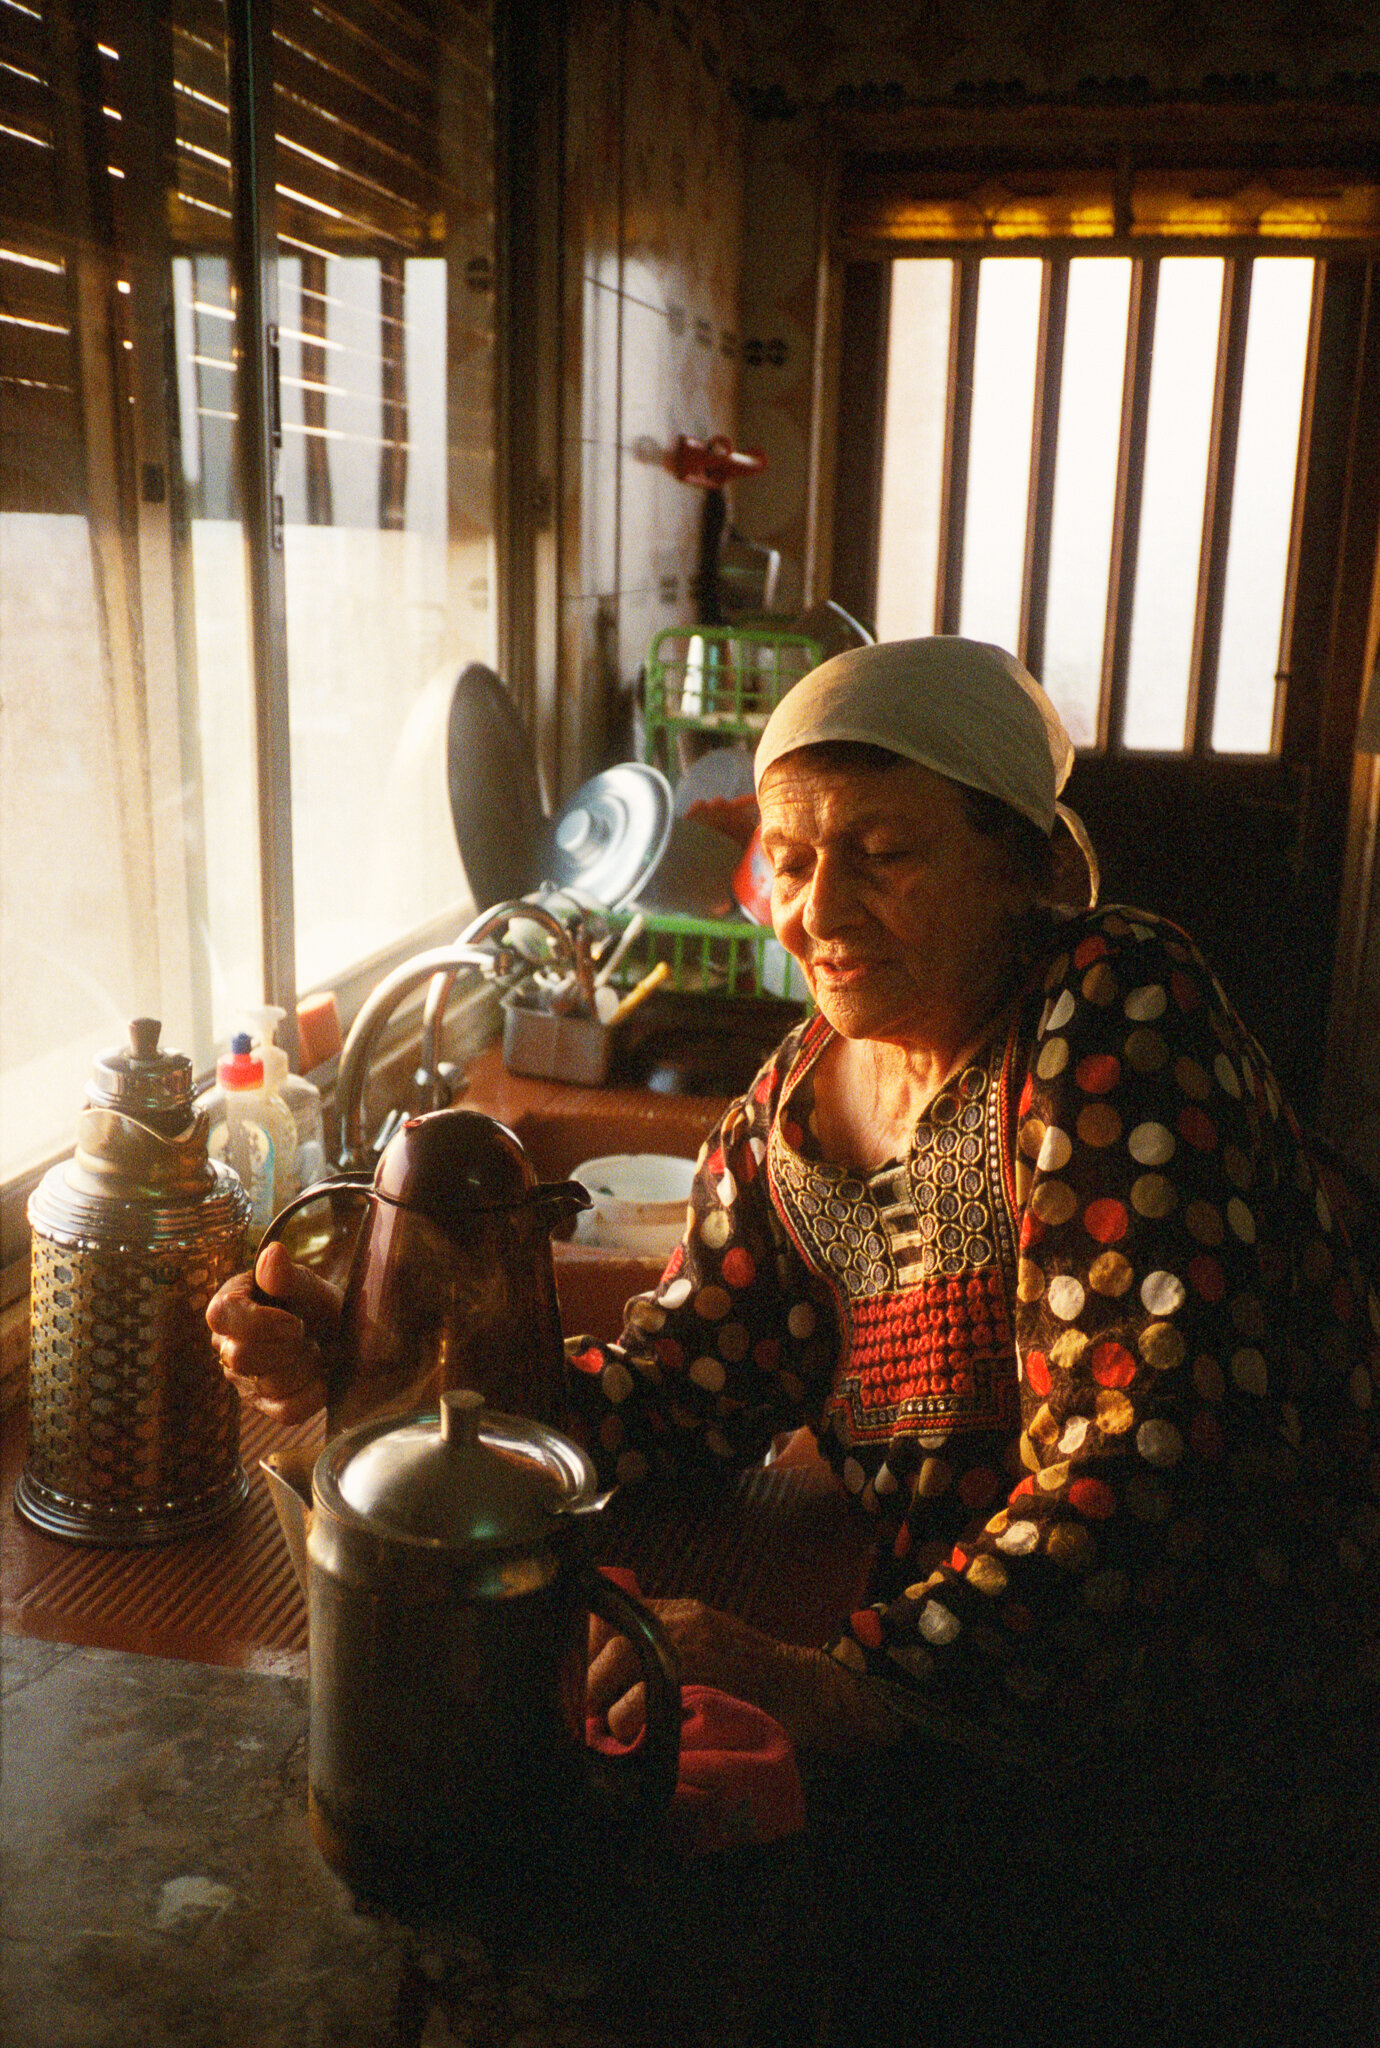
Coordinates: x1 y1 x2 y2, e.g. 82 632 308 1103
669 434 767 488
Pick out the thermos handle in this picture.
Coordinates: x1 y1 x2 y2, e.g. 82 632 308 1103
248 1177 373 1306
581 1565 682 1814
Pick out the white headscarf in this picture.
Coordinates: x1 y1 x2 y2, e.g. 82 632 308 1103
754 636 1098 898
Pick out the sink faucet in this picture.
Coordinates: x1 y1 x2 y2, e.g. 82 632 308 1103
333 900 577 1171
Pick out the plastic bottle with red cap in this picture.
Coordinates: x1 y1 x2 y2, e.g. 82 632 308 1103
214 1030 298 1244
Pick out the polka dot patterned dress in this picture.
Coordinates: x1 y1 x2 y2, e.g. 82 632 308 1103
565 905 1380 1768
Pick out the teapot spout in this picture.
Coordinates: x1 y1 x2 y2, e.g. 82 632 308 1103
260 1446 316 1597
532 1179 593 1232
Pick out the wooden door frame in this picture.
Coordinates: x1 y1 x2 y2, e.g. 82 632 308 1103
815 213 1380 1139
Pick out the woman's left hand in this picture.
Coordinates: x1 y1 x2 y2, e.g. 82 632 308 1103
588 1598 903 1755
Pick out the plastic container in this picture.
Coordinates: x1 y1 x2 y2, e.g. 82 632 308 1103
570 1154 696 1258
206 1007 325 1209
502 998 611 1086
212 1030 298 1242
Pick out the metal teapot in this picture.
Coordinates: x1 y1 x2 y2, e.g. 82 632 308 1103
254 1108 590 1436
262 1389 681 1917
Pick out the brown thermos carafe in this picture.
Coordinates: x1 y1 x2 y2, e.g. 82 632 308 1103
253 1108 591 1436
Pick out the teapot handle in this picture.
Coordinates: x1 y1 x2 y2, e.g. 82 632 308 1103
248 1177 373 1305
581 1565 682 1815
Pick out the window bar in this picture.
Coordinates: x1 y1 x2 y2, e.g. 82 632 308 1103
1099 257 1159 752
227 0 297 1030
1186 258 1252 754
301 248 332 525
934 256 979 636
120 1 216 1058
1018 256 1069 679
1271 263 1328 757
378 249 407 530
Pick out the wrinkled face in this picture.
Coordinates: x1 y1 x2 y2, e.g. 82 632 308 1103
758 753 1033 1048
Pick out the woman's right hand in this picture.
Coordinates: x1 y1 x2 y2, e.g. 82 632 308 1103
207 1240 340 1424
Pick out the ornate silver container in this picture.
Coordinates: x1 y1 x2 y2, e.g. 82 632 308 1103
19 1018 251 1545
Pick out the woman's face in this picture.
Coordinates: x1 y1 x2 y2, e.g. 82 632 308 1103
758 753 1034 1049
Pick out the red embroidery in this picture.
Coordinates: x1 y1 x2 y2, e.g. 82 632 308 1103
832 1276 1018 1440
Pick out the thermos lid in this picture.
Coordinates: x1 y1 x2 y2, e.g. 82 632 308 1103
87 1017 194 1120
328 1390 600 1547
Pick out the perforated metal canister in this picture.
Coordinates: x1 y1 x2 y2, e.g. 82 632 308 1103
19 1019 251 1545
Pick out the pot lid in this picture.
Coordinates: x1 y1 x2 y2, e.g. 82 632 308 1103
328 1390 600 1546
446 662 547 910
537 764 673 909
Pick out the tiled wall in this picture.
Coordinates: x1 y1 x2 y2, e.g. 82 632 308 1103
559 0 745 794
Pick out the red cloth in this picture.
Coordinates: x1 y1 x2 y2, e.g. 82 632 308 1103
588 1568 806 1856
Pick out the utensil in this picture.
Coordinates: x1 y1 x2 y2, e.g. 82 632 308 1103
252 1108 590 1436
605 960 671 1027
593 911 646 988
262 1388 681 1917
445 663 548 909
20 1018 251 1544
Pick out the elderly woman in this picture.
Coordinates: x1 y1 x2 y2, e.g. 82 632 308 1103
211 638 1380 2044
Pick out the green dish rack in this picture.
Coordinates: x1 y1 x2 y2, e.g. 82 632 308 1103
628 624 820 1005
641 623 822 775
602 909 804 1002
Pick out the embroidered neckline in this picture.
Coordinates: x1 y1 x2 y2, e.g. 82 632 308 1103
776 1015 1003 1185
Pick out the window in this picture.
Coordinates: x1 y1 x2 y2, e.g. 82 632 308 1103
875 250 1315 757
0 0 497 1191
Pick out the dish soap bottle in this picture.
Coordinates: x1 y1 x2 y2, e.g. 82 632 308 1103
215 1033 298 1244
240 1005 326 1191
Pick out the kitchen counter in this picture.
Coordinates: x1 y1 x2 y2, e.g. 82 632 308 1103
2 1403 868 2045
1 1636 834 2048
2 1636 404 2048
2 1044 857 2043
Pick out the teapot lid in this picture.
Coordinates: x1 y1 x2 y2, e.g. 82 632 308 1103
326 1390 600 1546
374 1108 537 1220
